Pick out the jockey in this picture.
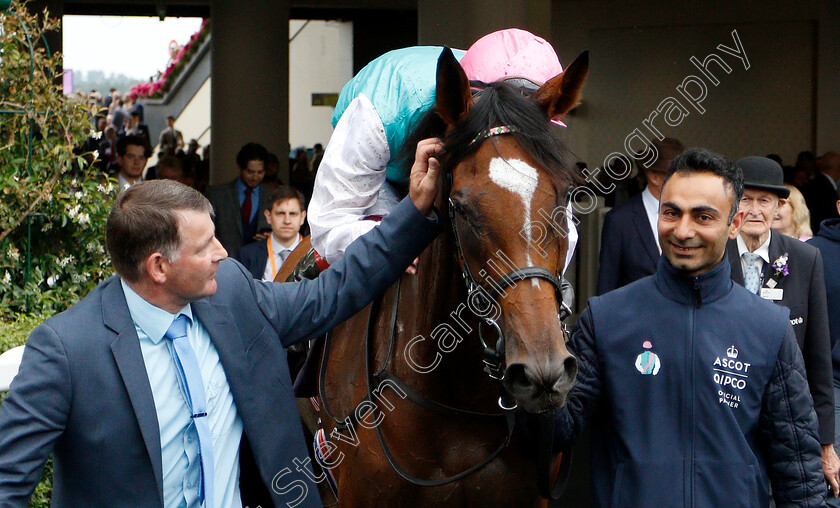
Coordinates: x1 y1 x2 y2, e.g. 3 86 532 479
308 28 578 272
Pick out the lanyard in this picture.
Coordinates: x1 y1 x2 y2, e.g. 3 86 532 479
266 234 301 280
266 237 277 280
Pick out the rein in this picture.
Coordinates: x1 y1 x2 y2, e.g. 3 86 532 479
317 276 516 488
366 277 518 487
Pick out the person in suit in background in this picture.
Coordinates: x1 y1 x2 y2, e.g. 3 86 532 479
206 143 272 259
596 137 684 295
803 151 840 234
238 186 306 281
726 156 839 495
115 134 150 190
0 138 443 507
808 188 840 507
126 109 151 149
156 155 190 186
158 115 185 154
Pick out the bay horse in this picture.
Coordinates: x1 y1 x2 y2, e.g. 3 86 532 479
284 47 589 507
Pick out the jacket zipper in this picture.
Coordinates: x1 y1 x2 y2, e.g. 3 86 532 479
688 277 700 507
693 277 702 308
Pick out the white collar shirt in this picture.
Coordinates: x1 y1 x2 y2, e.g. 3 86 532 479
263 234 302 281
737 231 772 280
641 187 661 253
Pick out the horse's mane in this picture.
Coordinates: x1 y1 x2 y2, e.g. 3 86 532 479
396 82 583 193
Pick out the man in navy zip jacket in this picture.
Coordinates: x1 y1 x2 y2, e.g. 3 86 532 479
556 148 825 507
808 197 840 507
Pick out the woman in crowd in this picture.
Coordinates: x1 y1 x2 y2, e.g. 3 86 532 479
773 183 814 241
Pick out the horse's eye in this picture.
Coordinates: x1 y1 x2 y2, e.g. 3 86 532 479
451 201 465 215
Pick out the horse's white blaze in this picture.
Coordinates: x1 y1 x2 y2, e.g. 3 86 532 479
488 158 541 287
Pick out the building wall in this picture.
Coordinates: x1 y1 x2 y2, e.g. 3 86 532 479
288 20 353 153
210 0 289 184
547 1 840 319
550 0 839 170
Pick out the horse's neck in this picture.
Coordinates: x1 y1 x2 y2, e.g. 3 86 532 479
385 231 501 412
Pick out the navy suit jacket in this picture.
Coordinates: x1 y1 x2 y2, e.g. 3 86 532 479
206 178 272 260
727 232 834 443
597 193 659 295
238 238 270 280
803 173 840 235
0 197 440 507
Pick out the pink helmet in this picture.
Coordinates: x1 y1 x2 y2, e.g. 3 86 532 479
459 28 563 86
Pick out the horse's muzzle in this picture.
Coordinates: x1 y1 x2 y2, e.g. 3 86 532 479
503 354 578 413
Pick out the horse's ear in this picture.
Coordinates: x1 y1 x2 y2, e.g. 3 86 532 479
435 47 473 128
533 50 589 123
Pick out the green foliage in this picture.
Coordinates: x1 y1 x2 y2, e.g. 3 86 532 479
0 0 117 318
30 460 52 508
0 5 116 504
0 312 41 352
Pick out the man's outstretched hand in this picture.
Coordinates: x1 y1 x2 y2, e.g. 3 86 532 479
408 138 443 217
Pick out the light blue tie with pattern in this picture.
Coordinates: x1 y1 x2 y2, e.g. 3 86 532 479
165 315 215 508
742 252 762 294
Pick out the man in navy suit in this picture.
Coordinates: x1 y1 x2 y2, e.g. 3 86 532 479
238 186 306 281
0 139 444 507
726 155 839 496
205 142 273 259
597 137 684 295
808 191 840 507
803 152 840 234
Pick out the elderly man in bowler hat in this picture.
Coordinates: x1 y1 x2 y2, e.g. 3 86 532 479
727 156 839 494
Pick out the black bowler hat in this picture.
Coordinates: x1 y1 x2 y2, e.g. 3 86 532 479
736 156 790 199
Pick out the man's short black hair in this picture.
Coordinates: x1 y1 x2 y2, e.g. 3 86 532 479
157 155 185 178
663 147 745 223
236 142 270 169
117 135 151 157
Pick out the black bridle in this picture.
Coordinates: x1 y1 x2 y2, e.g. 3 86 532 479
447 125 573 409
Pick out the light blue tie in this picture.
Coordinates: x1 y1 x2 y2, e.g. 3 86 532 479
742 252 762 294
279 249 292 266
166 315 215 508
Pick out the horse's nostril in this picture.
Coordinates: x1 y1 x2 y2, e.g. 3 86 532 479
563 355 578 380
505 363 532 391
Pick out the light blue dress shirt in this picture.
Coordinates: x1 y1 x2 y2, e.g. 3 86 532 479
121 280 244 508
236 178 260 223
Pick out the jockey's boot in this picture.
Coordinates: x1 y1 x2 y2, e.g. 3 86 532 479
286 248 324 282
